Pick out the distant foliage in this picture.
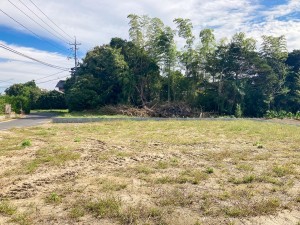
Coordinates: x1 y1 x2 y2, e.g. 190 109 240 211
6 95 30 114
35 90 67 110
264 110 300 120
5 81 41 114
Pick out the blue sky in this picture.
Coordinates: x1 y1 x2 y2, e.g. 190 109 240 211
260 0 289 7
0 0 300 92
0 26 69 54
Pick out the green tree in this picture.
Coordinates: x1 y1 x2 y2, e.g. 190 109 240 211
65 75 102 111
5 80 41 113
280 50 300 112
260 35 289 110
110 38 161 106
36 90 67 110
65 45 129 110
155 26 177 102
6 95 30 114
199 29 216 59
174 18 199 101
127 14 144 48
286 50 300 73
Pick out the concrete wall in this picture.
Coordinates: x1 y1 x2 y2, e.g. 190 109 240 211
52 117 205 123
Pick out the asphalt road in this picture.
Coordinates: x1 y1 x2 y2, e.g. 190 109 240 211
0 113 56 131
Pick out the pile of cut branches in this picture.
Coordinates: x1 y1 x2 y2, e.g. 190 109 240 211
98 103 216 118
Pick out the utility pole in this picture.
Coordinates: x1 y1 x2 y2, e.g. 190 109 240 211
69 36 81 76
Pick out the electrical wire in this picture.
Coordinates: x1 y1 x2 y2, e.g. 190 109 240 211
1 2 75 86
7 0 69 46
0 8 68 53
35 70 67 81
0 79 14 84
18 0 72 43
36 75 70 84
0 43 70 71
28 0 73 40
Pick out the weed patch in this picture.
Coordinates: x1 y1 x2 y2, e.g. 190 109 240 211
45 192 62 204
21 139 31 147
0 201 16 216
85 196 121 218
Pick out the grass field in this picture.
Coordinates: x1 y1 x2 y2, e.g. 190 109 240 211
0 120 299 225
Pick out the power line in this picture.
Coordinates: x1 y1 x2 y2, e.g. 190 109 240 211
7 0 69 45
0 9 41 40
18 0 72 43
0 8 68 53
0 79 14 84
36 75 70 84
35 70 66 81
0 43 70 71
28 0 73 40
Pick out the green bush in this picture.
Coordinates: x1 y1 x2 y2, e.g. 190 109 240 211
295 111 300 120
6 96 30 114
0 96 6 114
34 90 67 110
278 110 287 119
264 110 300 120
234 104 243 118
264 110 277 119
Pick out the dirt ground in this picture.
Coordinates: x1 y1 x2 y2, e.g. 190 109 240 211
268 118 300 126
0 120 299 225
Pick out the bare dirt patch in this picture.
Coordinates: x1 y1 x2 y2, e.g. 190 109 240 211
0 120 299 225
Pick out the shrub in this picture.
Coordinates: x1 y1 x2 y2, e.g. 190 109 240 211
264 110 300 120
295 111 300 120
21 139 31 147
6 95 30 114
234 104 242 118
35 90 67 110
278 110 287 119
0 96 7 114
264 110 277 119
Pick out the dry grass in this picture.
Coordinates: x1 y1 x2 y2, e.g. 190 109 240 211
0 120 300 225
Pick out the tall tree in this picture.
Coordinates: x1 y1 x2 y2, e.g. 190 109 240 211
280 50 300 111
65 45 130 110
127 14 144 48
260 35 289 110
110 38 161 106
174 18 195 77
155 26 177 102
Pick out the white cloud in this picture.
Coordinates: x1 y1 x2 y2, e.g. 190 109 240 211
0 41 72 93
1 0 300 90
263 0 300 21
